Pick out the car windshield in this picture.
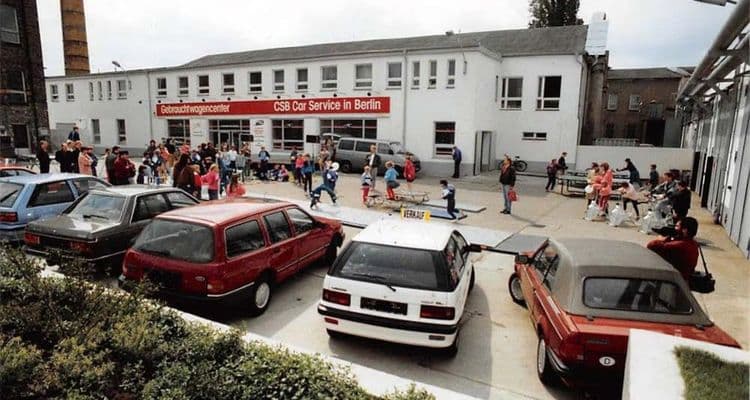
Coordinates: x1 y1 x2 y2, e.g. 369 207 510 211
67 193 126 221
389 142 405 154
134 219 214 263
583 278 693 315
0 182 23 208
332 242 447 291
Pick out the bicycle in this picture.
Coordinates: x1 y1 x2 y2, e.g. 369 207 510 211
512 156 527 172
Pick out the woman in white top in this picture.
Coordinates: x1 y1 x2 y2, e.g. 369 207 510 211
618 182 642 218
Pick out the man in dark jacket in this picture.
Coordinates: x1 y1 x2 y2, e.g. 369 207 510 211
105 146 120 183
669 180 691 221
648 164 659 188
617 158 641 187
113 151 135 185
647 217 699 282
37 140 51 173
67 126 80 141
55 141 70 173
557 152 568 174
499 158 517 215
452 146 462 179
365 145 381 189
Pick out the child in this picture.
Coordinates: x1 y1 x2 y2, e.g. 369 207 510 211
201 164 220 200
190 164 202 199
361 165 373 205
618 181 641 219
440 179 458 222
404 153 416 193
294 153 305 186
310 161 338 208
227 174 246 198
269 164 281 181
277 165 289 182
136 165 148 184
384 161 399 200
545 159 558 192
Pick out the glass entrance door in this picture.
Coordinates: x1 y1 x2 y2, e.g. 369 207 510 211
208 120 251 148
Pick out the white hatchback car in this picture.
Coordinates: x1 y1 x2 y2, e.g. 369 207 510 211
317 219 479 355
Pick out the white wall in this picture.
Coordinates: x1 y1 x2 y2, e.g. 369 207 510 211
576 145 694 175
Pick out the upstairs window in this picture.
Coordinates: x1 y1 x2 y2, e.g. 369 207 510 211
97 81 102 100
387 62 402 88
412 61 420 88
65 83 75 101
197 75 209 95
1 71 26 104
116 80 127 99
156 77 167 97
537 76 561 110
91 119 101 144
628 94 641 111
50 84 59 102
428 60 437 88
447 59 456 88
500 77 523 110
607 93 618 111
355 64 372 89
296 68 308 91
434 121 455 157
248 71 262 93
178 76 188 96
223 73 235 94
88 82 94 101
321 66 337 90
106 81 112 100
273 70 284 92
0 5 20 44
117 119 127 144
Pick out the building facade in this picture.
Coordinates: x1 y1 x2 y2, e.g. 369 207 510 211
46 24 604 175
0 0 48 156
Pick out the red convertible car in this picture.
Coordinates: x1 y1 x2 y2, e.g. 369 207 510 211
508 238 740 387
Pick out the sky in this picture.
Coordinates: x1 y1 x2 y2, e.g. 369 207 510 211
37 0 737 76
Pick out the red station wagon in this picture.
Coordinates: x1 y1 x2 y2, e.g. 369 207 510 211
119 199 344 315
507 238 740 387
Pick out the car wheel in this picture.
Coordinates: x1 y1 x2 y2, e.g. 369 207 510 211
248 274 272 317
340 161 352 173
508 273 526 307
326 329 346 339
537 337 559 386
468 267 476 293
323 238 340 265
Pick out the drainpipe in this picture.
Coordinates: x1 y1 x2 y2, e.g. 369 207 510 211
145 70 154 144
401 49 408 147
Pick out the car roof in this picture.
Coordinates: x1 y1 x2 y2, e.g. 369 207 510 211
158 198 288 226
92 185 187 197
0 173 96 185
548 238 711 326
352 219 454 251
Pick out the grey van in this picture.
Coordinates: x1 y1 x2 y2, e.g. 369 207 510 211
335 138 420 176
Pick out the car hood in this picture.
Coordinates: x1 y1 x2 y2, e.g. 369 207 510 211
27 215 118 240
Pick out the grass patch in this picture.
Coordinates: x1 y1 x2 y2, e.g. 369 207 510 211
674 346 749 400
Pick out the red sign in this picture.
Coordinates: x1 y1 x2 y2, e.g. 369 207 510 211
155 97 390 117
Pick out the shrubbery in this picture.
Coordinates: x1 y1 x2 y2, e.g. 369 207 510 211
0 247 433 400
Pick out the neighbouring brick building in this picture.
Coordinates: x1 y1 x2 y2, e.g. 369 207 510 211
582 67 692 147
0 0 48 156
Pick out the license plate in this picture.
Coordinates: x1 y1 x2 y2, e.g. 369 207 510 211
360 297 407 315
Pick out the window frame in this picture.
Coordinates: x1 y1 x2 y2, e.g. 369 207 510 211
499 77 523 110
221 72 235 94
2 70 26 104
0 5 20 44
273 69 285 92
607 93 618 111
428 60 437 88
446 59 456 88
88 82 94 101
116 79 127 99
321 65 338 91
285 207 316 236
177 76 189 97
224 219 266 259
271 119 304 150
107 81 112 100
28 181 75 208
522 132 547 141
248 71 262 93
354 64 373 89
433 121 456 157
197 74 210 96
65 83 75 102
116 119 127 145
387 62 402 89
97 81 103 100
131 193 170 223
156 77 167 97
296 68 308 91
536 76 561 110
628 94 641 111
91 119 101 144
263 211 293 244
50 84 59 102
411 61 420 89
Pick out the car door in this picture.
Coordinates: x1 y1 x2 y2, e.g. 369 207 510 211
285 207 328 270
445 234 470 314
262 211 298 282
128 193 171 242
525 244 566 345
223 219 268 293
24 181 77 223
70 177 110 197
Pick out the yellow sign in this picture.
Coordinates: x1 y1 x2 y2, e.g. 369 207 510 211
401 208 430 221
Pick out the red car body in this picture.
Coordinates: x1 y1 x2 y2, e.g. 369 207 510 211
508 238 740 387
119 199 344 315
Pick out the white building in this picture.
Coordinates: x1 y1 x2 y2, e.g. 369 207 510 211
46 23 605 175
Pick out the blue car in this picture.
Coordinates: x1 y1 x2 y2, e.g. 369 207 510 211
0 173 110 243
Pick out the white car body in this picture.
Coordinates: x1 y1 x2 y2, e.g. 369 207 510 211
318 219 475 350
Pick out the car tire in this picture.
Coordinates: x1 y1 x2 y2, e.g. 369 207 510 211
326 329 346 339
508 273 526 307
340 161 352 173
536 337 559 386
323 237 340 265
248 274 272 317
468 267 476 293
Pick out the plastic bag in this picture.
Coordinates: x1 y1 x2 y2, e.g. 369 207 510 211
608 204 629 227
584 202 599 221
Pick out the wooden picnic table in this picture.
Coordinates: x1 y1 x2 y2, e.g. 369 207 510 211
558 170 629 197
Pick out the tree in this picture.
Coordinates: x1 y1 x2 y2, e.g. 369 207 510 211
528 0 583 28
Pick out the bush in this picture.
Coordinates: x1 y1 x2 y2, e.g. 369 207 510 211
0 246 432 399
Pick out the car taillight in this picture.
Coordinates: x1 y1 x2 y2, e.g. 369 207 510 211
0 212 18 223
420 305 455 320
70 241 93 254
322 289 350 306
24 232 40 245
560 333 585 361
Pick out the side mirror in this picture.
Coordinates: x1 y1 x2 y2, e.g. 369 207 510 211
515 254 529 264
466 244 483 253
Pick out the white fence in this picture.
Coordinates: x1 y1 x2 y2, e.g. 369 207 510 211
575 145 694 176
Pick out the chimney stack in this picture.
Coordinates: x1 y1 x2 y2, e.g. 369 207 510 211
60 0 90 75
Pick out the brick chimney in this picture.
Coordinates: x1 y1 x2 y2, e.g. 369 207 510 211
60 0 90 75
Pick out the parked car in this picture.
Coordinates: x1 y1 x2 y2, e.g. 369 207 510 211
24 185 199 270
318 219 480 356
119 199 344 315
0 165 35 177
0 173 110 244
334 138 420 176
507 238 740 387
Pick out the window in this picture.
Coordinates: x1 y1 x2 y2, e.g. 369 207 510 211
132 194 170 222
628 94 641 111
197 75 209 95
355 64 372 89
71 178 108 195
91 119 101 144
156 77 167 97
0 5 20 44
178 76 188 96
116 119 127 144
12 124 28 148
445 235 466 288
321 66 337 90
583 278 693 314
65 83 75 101
225 220 265 257
377 143 390 154
533 245 560 290
97 81 102 100
68 193 125 221
411 61 420 88
296 68 308 91
165 191 197 208
434 122 455 156
428 60 437 88
354 141 373 152
28 182 75 207
273 70 284 92
500 77 523 110
319 119 377 139
286 208 315 235
50 84 59 101
537 76 561 110
263 212 292 243
107 81 112 100
222 73 235 94
88 82 94 101
116 80 127 99
2 70 26 104
167 119 190 144
447 59 456 88
607 93 618 111
522 132 547 141
271 119 303 150
248 71 262 93
134 220 214 264
387 62 402 88
0 183 22 207
338 140 354 151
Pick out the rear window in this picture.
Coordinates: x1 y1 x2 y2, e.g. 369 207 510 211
332 242 448 291
134 219 214 263
67 193 126 221
338 140 354 151
0 182 23 207
584 278 693 314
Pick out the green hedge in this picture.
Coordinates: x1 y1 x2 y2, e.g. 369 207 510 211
0 247 434 400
